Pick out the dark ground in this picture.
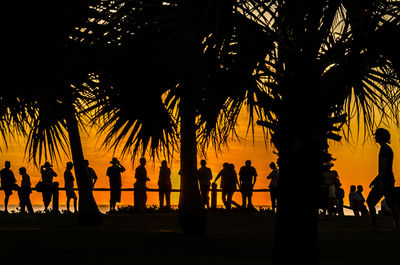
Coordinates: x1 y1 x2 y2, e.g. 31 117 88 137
0 211 399 265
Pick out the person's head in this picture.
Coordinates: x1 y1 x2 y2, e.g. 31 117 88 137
229 163 235 170
110 157 119 165
84 160 89 166
4 161 10 169
200 159 206 167
223 162 229 169
140 157 146 166
350 185 356 193
245 160 251 166
66 162 73 170
357 185 363 192
161 160 167 167
269 162 276 170
43 161 52 169
19 167 26 175
374 128 390 144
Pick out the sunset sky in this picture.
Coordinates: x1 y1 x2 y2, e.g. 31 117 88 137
1 110 399 209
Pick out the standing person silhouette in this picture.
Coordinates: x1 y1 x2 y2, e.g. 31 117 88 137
239 160 258 209
84 160 98 189
0 161 18 213
158 160 171 209
134 158 149 212
367 128 400 232
267 162 279 213
213 163 239 210
106 158 125 212
64 162 77 213
197 159 213 208
18 167 34 214
349 185 359 216
40 162 57 212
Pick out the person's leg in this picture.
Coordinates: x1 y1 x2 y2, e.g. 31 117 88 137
227 191 233 210
384 189 400 232
248 194 253 208
205 185 210 208
27 195 34 214
66 197 71 212
241 192 246 208
4 194 10 212
367 188 383 230
270 191 276 212
73 197 77 213
159 190 164 208
166 190 171 208
222 190 228 208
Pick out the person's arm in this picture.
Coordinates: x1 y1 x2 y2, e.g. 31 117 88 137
213 171 222 183
119 164 126 173
252 169 258 186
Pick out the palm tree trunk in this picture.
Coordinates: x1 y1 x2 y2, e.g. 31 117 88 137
178 91 206 236
65 105 101 225
273 102 325 264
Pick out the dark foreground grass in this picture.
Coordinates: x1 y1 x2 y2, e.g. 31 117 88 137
0 212 399 265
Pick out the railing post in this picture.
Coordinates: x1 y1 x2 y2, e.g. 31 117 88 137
53 182 59 213
211 183 217 209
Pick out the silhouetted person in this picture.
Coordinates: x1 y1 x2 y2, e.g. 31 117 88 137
267 162 279 213
356 185 368 216
158 160 171 209
239 160 257 209
135 158 149 213
18 167 33 214
379 199 392 216
0 161 18 213
335 182 345 216
64 162 77 213
349 185 359 216
198 159 213 208
85 160 98 189
367 128 400 232
40 162 57 212
321 162 338 216
214 163 239 210
106 158 125 212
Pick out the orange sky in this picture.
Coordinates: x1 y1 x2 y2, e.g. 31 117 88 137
1 110 399 209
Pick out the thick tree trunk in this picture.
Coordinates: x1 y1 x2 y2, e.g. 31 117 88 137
178 92 206 236
272 100 326 264
65 106 101 225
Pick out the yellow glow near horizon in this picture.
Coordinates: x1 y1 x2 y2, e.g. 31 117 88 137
1 110 399 210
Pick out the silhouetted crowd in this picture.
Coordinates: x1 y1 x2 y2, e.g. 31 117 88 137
1 128 400 234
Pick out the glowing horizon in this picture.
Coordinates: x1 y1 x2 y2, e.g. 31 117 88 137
1 110 399 210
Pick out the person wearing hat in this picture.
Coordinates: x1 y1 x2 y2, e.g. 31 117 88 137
106 158 125 212
367 128 400 231
0 161 18 213
40 161 57 212
64 162 77 213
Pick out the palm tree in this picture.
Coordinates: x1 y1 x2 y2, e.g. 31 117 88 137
241 1 400 263
84 0 271 235
1 1 101 224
